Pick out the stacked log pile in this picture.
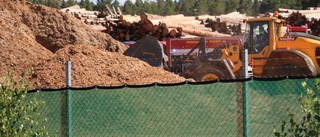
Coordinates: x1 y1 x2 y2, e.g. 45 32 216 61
278 11 320 36
82 12 107 25
309 19 320 36
279 11 308 26
104 12 184 41
64 8 108 25
62 5 236 40
62 5 121 26
198 17 242 35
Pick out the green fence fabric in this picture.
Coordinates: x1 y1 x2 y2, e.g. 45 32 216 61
247 79 314 137
25 91 63 136
27 78 318 137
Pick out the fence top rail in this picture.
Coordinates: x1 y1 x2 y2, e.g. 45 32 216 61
27 76 318 92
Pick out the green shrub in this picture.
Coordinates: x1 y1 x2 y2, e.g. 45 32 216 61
273 80 320 137
0 71 48 137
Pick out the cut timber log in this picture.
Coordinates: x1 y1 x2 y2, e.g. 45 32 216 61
117 7 122 15
182 28 231 37
162 28 169 36
112 6 117 15
169 29 177 37
167 24 212 32
140 12 148 23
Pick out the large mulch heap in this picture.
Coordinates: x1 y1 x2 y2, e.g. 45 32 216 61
0 1 186 90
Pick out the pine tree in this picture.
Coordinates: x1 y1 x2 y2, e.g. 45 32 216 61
246 0 254 15
225 0 240 14
134 0 143 15
164 0 176 15
149 1 158 14
31 0 45 4
252 0 260 16
266 0 280 12
157 0 166 15
141 0 153 13
180 0 196 16
66 0 77 7
47 0 60 8
95 2 107 12
85 0 93 11
295 0 303 9
112 0 120 9
79 0 86 8
123 0 135 15
279 0 291 9
208 0 225 15
61 0 67 8
311 0 320 8
200 0 210 15
98 0 112 4
301 0 311 9
238 0 253 15
176 0 183 14
193 0 201 15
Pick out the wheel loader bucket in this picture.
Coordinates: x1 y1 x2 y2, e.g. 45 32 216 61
123 35 168 67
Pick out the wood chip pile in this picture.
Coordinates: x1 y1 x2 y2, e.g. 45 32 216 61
0 1 186 90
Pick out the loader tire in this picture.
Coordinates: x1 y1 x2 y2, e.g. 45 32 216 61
193 68 221 82
183 59 236 82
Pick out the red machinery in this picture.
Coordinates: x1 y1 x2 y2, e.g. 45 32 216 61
164 37 243 67
123 36 243 68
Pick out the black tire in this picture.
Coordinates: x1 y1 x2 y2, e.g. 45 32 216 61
193 67 225 82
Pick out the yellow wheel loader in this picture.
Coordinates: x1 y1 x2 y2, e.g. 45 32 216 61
189 16 320 81
240 17 320 79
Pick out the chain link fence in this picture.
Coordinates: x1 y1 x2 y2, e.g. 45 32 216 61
27 78 318 137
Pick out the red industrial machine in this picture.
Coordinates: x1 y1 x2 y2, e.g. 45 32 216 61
164 37 242 67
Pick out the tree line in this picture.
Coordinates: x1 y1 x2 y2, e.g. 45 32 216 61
27 0 320 16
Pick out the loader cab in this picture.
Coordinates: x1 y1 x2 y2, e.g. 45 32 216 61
242 17 280 76
243 20 270 54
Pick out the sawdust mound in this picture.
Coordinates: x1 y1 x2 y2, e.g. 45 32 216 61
2 2 126 53
30 45 186 89
0 2 186 90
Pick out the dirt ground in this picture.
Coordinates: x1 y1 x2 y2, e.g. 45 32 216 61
0 1 186 90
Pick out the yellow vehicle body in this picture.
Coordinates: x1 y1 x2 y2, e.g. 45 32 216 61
220 17 320 79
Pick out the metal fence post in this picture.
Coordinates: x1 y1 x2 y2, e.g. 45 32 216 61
66 61 72 137
236 83 244 137
61 91 66 137
242 49 249 137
